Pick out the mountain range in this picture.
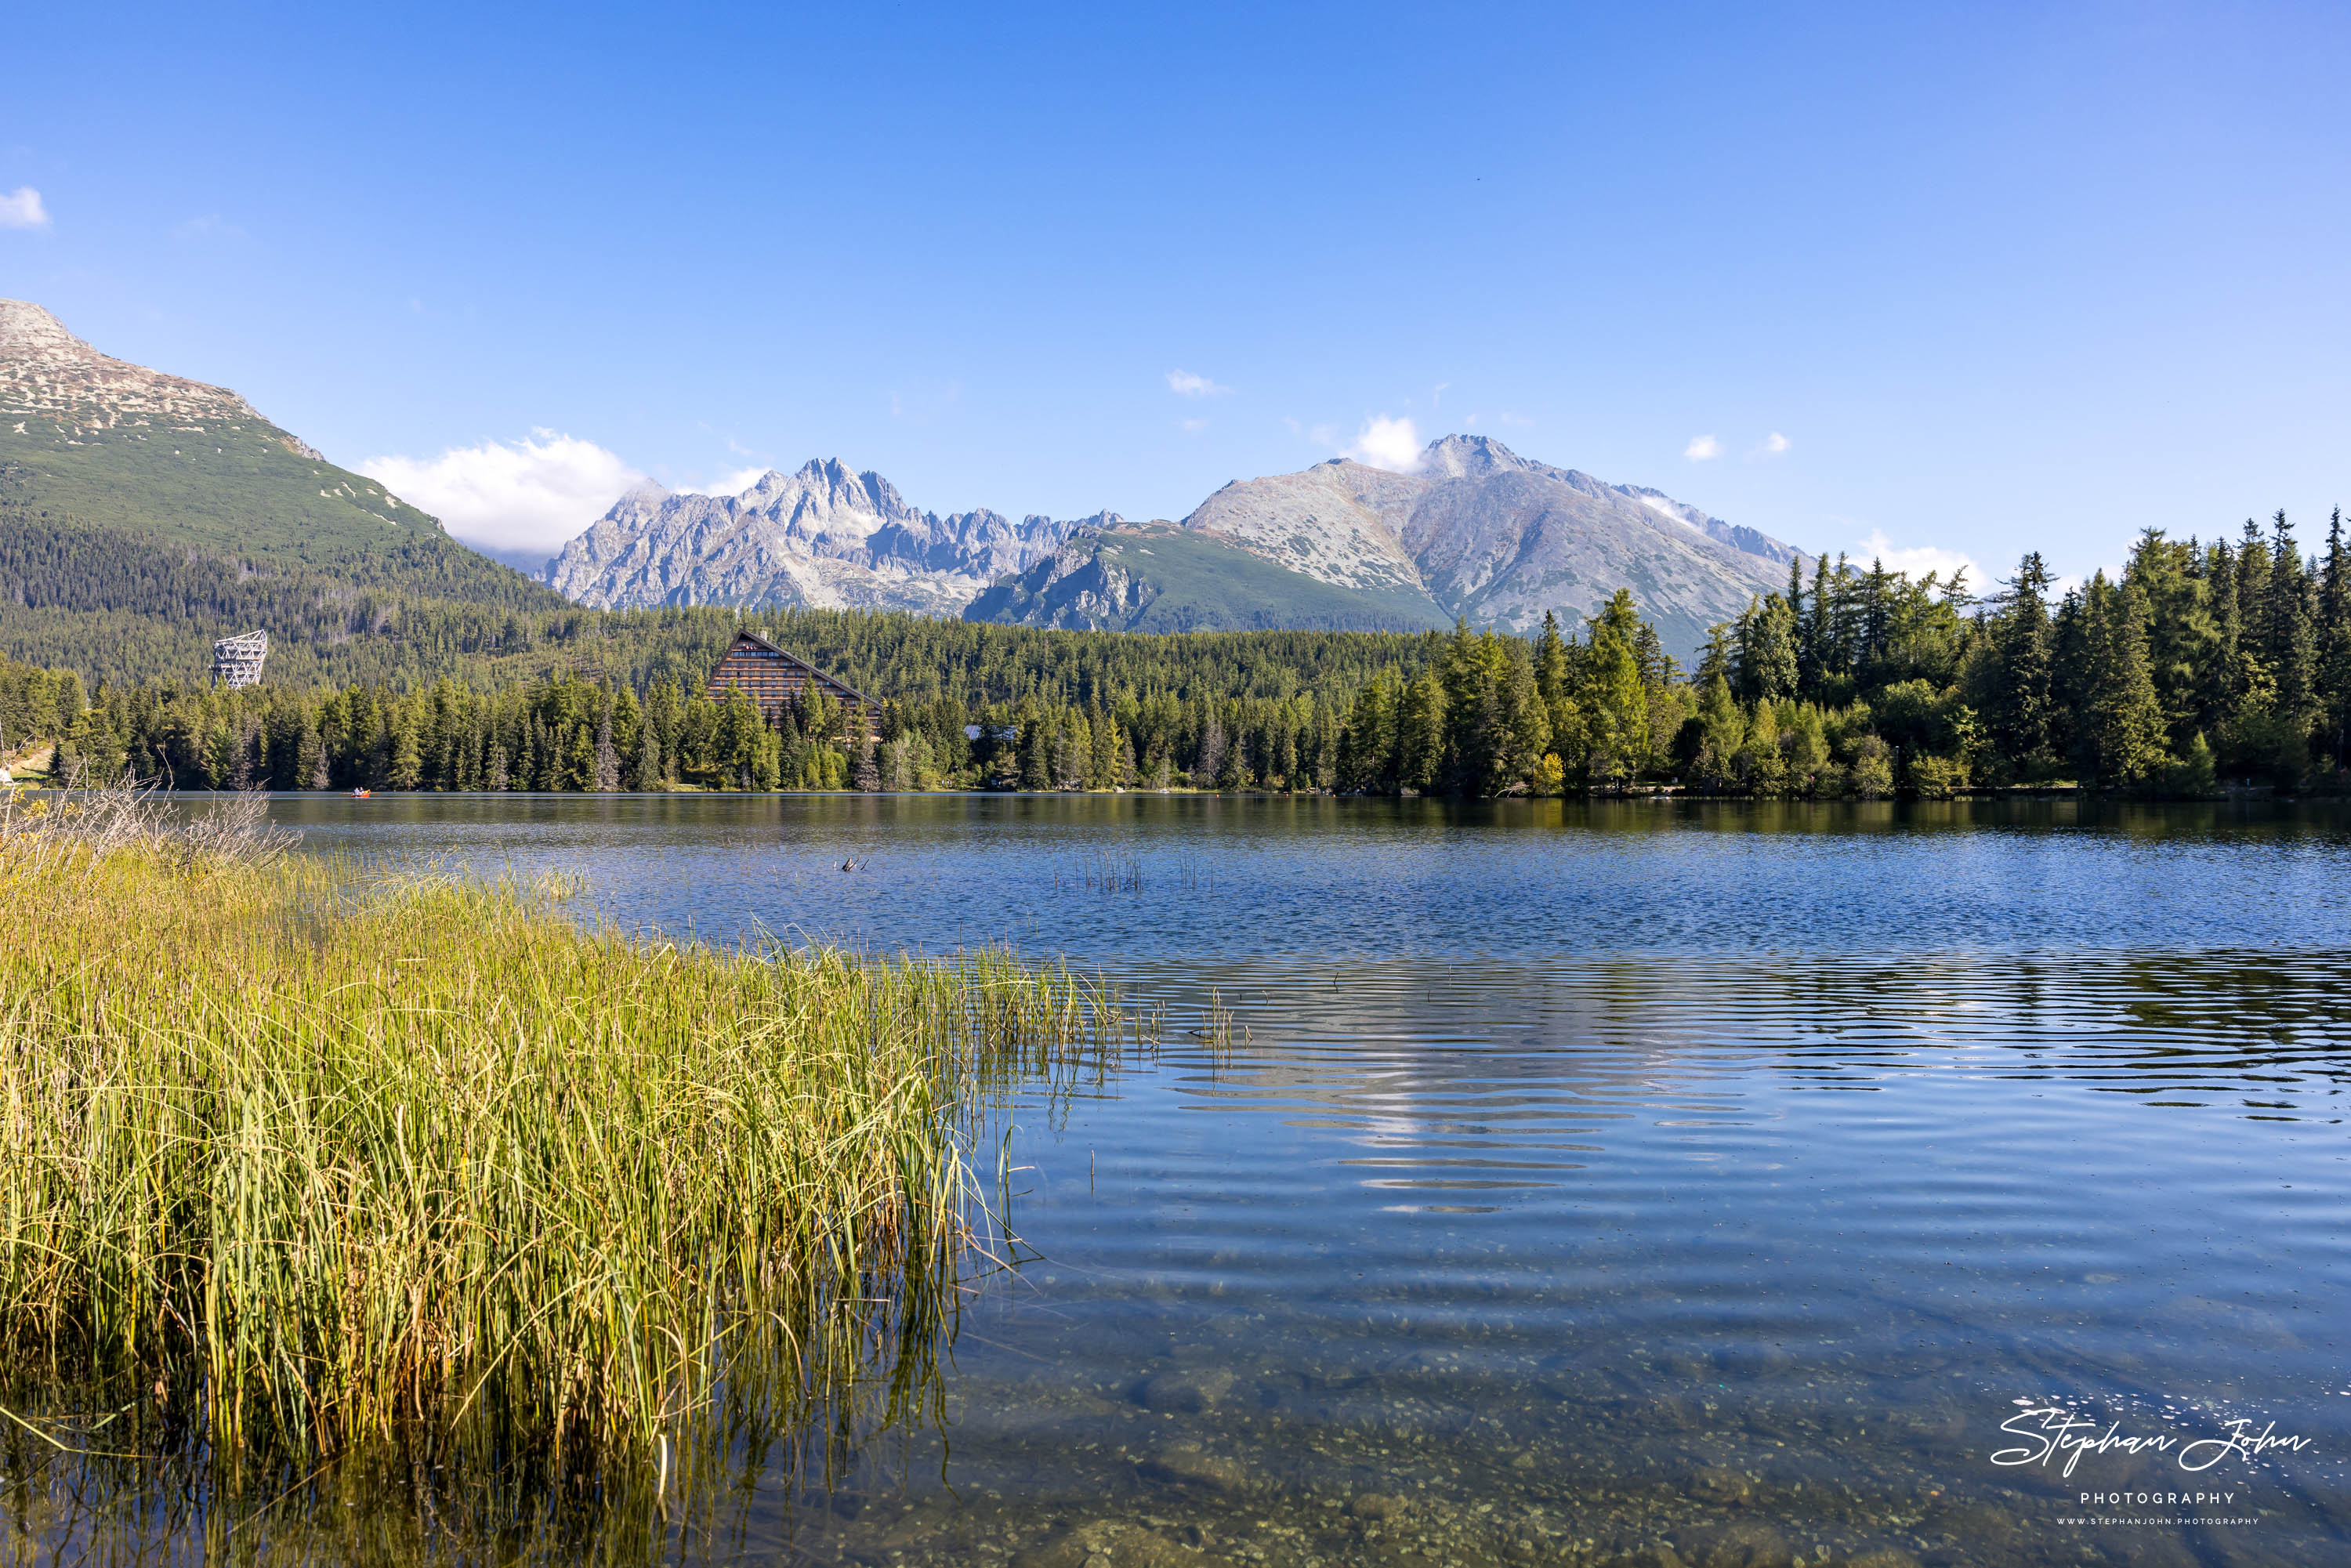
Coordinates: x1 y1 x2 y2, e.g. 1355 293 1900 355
547 462 1107 617
552 436 1807 657
1 297 1813 672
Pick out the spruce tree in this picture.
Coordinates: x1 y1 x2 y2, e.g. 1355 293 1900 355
1580 591 1650 787
1191 703 1224 788
2318 508 2351 770
1802 552 1837 700
1089 712 1121 790
1987 552 2056 777
1733 593 1798 702
1213 708 1248 790
2085 577 2169 787
1396 670 1447 793
592 713 621 792
1494 651 1551 795
2266 510 2319 745
1019 712 1052 791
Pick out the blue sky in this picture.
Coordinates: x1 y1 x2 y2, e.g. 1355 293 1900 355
5 2 2349 581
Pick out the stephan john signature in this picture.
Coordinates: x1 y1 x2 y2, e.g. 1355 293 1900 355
1991 1401 2312 1479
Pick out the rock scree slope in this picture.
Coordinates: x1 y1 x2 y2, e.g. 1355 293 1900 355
547 459 1107 616
552 436 1807 657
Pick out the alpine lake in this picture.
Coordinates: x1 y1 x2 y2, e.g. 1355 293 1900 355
16 794 2351 1568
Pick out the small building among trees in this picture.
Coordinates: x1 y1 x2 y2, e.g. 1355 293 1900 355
705 632 879 738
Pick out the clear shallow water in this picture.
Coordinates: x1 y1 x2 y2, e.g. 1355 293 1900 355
27 795 2351 1566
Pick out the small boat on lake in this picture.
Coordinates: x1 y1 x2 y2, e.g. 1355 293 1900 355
351 788 371 798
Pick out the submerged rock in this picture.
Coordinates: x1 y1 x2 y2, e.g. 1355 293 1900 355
1135 1366 1237 1413
1685 1519 1795 1568
1136 1443 1248 1494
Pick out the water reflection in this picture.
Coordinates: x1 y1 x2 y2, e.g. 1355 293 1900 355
11 797 2351 1566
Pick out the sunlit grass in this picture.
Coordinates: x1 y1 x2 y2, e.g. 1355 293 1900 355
0 791 1130 1477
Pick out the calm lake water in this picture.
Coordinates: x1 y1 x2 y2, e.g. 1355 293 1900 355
29 795 2351 1566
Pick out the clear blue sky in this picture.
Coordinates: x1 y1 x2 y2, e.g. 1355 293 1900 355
5 2 2348 579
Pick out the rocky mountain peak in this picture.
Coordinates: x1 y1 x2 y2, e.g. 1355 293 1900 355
547 458 1103 614
1419 433 1534 479
0 297 295 445
0 299 91 364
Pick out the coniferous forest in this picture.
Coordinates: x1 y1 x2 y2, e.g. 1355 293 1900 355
12 514 2351 798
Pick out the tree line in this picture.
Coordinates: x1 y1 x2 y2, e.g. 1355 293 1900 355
20 512 2351 797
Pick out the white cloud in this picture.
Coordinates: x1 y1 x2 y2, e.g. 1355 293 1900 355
1755 431 1790 456
1166 369 1231 398
1339 414 1426 473
1684 434 1722 461
1854 527 1979 588
1179 417 1208 433
360 430 644 556
172 213 244 241
680 465 768 497
0 187 49 230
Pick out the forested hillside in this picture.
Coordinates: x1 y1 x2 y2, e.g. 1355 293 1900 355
20 514 2351 799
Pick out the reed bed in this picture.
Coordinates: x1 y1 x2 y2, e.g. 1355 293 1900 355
0 791 1130 1476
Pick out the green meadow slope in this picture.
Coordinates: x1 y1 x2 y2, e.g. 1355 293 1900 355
966 523 1456 634
0 298 564 682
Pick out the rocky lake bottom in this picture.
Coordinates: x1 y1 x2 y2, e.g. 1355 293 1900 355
16 794 2351 1566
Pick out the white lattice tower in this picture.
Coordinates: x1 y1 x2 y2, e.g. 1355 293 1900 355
212 630 269 690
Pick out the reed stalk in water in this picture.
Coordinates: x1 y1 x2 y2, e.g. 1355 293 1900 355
0 791 1125 1470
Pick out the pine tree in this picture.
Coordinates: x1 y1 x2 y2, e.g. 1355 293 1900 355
2085 577 2169 787
1580 591 1650 788
1190 703 1224 788
1802 552 1837 700
2200 538 2242 743
1340 675 1396 792
1214 708 1248 790
1440 624 1500 795
1019 712 1052 791
1733 593 1798 702
1986 552 2056 778
2266 510 2318 746
563 723 596 793
1395 670 1447 793
1089 712 1121 790
2318 508 2351 771
592 713 621 792
1494 650 1551 794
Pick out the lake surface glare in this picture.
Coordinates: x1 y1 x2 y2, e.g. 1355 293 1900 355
28 795 2351 1567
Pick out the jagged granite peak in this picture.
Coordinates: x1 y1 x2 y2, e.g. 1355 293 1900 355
547 433 1817 654
0 299 321 457
547 458 1111 615
1172 435 1809 658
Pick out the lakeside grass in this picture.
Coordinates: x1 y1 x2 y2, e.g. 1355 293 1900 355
0 791 1130 1479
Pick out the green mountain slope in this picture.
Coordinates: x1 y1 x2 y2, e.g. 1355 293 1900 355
965 523 1455 634
0 422 540 596
0 299 547 599
0 298 564 682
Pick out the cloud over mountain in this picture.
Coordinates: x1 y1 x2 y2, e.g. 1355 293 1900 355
360 432 645 559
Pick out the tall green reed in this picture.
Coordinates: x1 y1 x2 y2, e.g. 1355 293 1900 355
0 792 1132 1479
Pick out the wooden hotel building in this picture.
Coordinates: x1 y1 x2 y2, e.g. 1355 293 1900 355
705 632 881 737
